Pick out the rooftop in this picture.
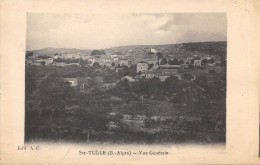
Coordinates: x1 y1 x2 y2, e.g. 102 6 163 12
64 78 78 81
137 61 148 64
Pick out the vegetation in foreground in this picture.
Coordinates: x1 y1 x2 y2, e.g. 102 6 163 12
25 64 226 144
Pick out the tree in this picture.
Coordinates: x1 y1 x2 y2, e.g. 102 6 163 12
188 64 194 69
201 59 206 65
38 55 51 59
163 76 179 94
25 66 38 95
93 62 100 68
156 52 163 60
26 52 33 59
128 65 137 77
118 79 131 92
111 62 115 66
168 59 174 65
220 58 226 67
208 58 215 64
75 105 110 141
80 59 90 65
41 61 46 66
160 58 167 65
79 58 84 65
147 77 161 96
54 57 63 63
113 79 132 100
138 80 149 96
118 66 130 77
208 69 216 74
38 76 73 121
172 58 179 65
100 50 106 55
178 59 184 65
182 73 193 81
91 50 106 56
148 64 154 69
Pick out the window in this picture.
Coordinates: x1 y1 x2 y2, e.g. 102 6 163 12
69 81 74 86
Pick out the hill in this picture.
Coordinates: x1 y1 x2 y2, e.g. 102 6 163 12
28 41 227 59
28 47 92 56
105 41 226 59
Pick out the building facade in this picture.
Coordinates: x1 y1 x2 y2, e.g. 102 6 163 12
150 48 158 54
60 53 79 59
36 58 53 65
119 59 129 66
194 59 202 67
137 62 149 73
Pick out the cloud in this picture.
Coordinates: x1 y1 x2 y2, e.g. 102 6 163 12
176 31 226 43
26 13 226 50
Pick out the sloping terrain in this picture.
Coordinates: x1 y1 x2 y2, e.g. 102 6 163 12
28 41 227 59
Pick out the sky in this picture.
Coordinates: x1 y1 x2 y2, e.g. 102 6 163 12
26 13 227 50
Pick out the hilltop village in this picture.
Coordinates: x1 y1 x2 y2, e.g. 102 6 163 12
26 46 226 85
25 42 226 143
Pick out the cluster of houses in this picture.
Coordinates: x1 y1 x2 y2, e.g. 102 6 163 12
56 53 81 59
27 52 133 67
26 48 225 87
135 61 185 82
134 54 223 82
62 76 117 92
26 48 159 67
26 58 54 66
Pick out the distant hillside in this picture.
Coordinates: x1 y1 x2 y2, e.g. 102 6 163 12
105 41 227 58
180 42 226 57
28 41 227 59
28 47 92 56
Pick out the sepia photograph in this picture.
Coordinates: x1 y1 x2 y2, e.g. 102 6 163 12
25 13 227 144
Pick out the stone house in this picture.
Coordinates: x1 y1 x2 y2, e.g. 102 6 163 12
136 62 149 73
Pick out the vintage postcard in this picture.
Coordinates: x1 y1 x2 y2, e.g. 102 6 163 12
0 0 260 164
25 13 227 144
